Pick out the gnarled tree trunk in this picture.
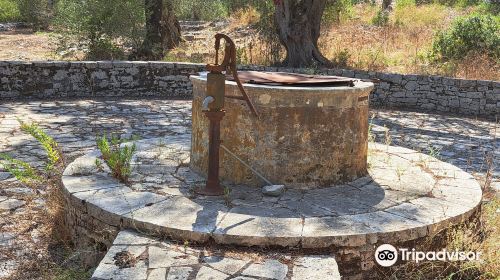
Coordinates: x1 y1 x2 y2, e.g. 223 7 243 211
139 0 181 60
273 0 331 68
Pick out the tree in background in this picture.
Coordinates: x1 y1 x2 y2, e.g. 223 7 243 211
273 0 331 67
138 0 181 60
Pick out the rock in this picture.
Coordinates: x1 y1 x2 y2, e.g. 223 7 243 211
196 266 229 280
0 199 25 211
167 267 192 280
291 255 341 280
262 185 285 197
241 260 288 280
202 256 249 275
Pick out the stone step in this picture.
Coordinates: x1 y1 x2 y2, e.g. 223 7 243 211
91 230 341 280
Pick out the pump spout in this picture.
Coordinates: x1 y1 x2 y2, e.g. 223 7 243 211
202 96 215 111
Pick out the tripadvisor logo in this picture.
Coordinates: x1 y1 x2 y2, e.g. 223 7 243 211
374 244 481 267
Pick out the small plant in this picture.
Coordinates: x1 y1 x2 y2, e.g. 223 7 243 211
96 133 136 183
223 186 232 207
371 9 390 26
427 144 441 159
95 158 104 172
0 153 42 185
331 48 351 68
384 125 392 146
396 166 407 181
18 119 62 171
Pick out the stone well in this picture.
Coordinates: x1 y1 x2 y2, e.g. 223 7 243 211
190 75 374 189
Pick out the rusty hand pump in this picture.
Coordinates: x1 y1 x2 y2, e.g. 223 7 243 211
195 34 258 196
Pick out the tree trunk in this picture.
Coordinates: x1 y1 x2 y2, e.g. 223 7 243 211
382 0 394 11
274 0 331 68
139 0 181 60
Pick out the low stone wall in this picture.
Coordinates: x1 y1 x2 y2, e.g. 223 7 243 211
1 61 498 118
0 61 204 99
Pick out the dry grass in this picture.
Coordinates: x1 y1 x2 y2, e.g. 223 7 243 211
164 3 498 80
229 6 260 28
385 197 499 280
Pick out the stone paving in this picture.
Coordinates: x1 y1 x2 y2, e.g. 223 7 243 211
63 137 482 249
92 230 341 280
0 99 498 278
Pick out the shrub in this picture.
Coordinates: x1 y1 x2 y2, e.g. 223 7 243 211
16 0 52 30
331 48 351 67
174 0 229 21
323 0 354 24
54 0 145 60
96 134 136 183
371 9 390 26
430 14 500 61
0 0 20 22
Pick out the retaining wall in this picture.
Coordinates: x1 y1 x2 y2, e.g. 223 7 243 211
1 61 498 118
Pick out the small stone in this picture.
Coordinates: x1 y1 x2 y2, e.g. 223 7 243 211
0 199 25 211
262 185 285 197
0 172 11 180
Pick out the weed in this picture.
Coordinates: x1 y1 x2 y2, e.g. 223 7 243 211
372 9 389 26
0 153 42 185
18 119 63 171
223 185 232 207
428 144 442 159
384 125 392 146
95 158 104 172
96 133 136 183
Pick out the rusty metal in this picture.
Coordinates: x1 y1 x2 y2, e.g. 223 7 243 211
196 111 225 196
227 71 355 87
196 34 260 196
206 34 259 118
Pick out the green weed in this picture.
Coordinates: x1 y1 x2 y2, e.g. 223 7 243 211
18 119 62 171
96 133 136 183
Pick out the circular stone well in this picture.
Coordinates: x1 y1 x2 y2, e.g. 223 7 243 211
190 75 374 189
62 137 482 277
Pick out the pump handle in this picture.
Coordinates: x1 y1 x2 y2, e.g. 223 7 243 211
207 34 259 118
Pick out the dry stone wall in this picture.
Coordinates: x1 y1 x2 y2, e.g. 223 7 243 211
1 61 498 118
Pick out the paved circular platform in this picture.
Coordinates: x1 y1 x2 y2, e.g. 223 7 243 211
62 136 482 248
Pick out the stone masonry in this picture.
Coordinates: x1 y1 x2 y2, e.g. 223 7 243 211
0 61 498 118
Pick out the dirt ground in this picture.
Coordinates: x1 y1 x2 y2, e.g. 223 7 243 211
0 28 56 61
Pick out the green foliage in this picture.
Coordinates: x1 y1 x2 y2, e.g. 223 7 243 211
396 0 416 8
18 119 61 171
430 14 500 61
0 153 42 185
16 0 52 30
331 48 351 67
0 0 20 22
96 133 136 183
323 0 354 23
174 0 229 21
371 9 389 26
475 1 500 15
54 0 145 60
51 267 93 280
